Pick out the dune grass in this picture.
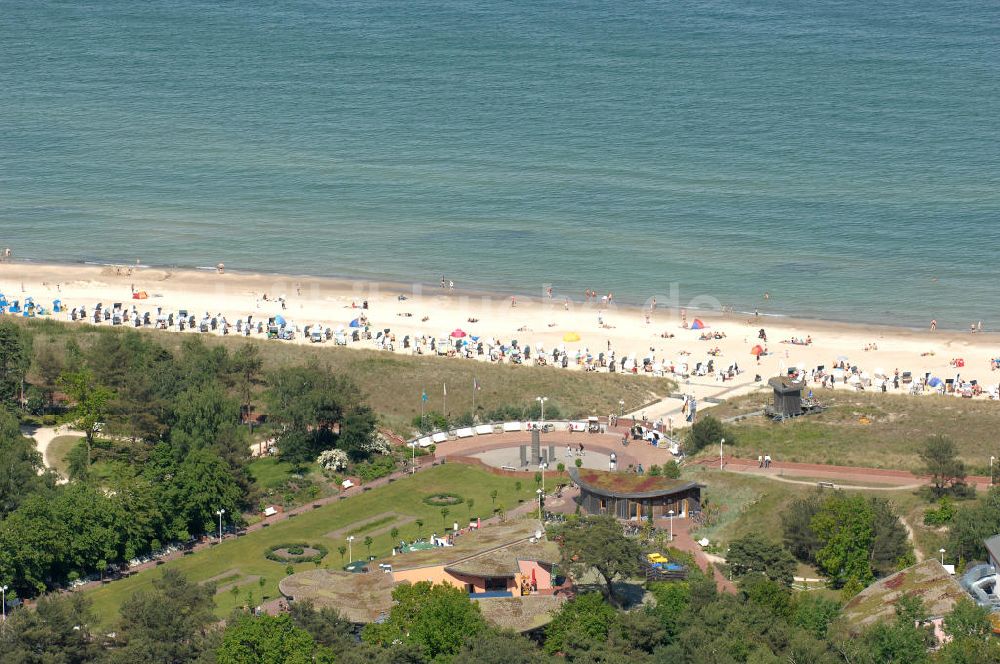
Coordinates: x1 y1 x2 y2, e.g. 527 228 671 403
709 388 1000 473
83 463 537 628
19 318 674 433
685 465 949 572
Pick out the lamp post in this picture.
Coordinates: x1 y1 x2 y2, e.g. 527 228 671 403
720 437 726 470
940 548 946 565
536 396 548 422
1 585 7 622
347 536 355 563
619 399 625 416
668 509 675 542
536 489 543 520
215 509 225 542
539 462 547 495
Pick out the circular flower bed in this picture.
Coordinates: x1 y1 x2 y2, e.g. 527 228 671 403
266 542 329 564
422 492 465 507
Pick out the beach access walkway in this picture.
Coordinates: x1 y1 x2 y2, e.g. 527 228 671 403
688 455 992 490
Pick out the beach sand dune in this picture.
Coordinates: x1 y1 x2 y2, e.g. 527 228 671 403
2 262 998 419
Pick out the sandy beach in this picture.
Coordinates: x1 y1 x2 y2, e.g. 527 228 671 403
1 261 998 423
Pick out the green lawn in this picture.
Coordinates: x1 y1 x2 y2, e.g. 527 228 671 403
45 434 84 477
84 463 536 628
708 388 1000 473
685 465 946 573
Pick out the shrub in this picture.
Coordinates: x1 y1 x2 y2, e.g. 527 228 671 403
575 458 583 468
423 492 464 507
924 497 956 526
356 455 396 482
662 460 682 479
684 416 730 455
266 542 329 564
557 462 565 472
317 448 349 472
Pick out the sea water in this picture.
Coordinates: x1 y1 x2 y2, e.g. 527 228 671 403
1 0 998 328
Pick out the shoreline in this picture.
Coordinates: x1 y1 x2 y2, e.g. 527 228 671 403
2 260 999 421
0 256 981 336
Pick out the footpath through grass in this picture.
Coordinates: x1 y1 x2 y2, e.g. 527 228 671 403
84 464 535 627
686 465 949 572
710 388 1000 473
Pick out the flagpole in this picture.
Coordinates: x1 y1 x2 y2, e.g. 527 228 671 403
443 383 447 417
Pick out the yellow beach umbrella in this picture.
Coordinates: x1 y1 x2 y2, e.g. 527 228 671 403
562 332 581 342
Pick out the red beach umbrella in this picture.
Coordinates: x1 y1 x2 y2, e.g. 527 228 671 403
750 345 764 357
450 329 467 338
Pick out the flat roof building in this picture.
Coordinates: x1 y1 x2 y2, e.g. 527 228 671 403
569 468 702 520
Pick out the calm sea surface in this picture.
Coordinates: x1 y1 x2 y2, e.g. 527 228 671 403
1 1 998 327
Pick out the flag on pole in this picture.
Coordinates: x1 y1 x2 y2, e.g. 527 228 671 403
474 377 481 391
421 390 428 402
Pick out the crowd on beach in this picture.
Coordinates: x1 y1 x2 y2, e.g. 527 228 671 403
2 276 999 402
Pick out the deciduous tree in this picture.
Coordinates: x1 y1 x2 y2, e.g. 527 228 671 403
362 581 486 661
921 435 967 496
217 613 333 664
726 533 797 587
555 515 642 606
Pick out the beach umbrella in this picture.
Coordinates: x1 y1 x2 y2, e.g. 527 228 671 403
349 318 361 328
563 332 581 342
750 345 764 357
450 329 467 338
274 315 286 326
928 377 943 388
691 319 706 330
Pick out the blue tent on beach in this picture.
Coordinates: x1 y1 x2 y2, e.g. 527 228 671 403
274 315 286 326
53 299 62 313
928 377 943 388
349 318 361 328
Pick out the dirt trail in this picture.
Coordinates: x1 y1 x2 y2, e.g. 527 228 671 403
20 424 83 473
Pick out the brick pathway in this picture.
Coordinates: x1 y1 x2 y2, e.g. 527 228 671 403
690 455 992 489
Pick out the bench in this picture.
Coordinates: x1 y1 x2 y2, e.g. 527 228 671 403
500 465 518 472
817 481 836 489
474 424 494 435
455 427 475 438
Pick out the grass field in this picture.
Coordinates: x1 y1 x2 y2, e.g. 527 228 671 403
19 318 674 433
685 465 949 573
708 388 1000 473
83 463 536 628
45 434 83 477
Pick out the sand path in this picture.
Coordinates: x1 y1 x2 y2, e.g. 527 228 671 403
20 423 83 472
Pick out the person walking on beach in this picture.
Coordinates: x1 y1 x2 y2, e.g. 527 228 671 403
930 319 937 331
511 296 516 308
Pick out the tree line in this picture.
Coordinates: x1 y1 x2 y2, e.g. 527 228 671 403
0 321 379 599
